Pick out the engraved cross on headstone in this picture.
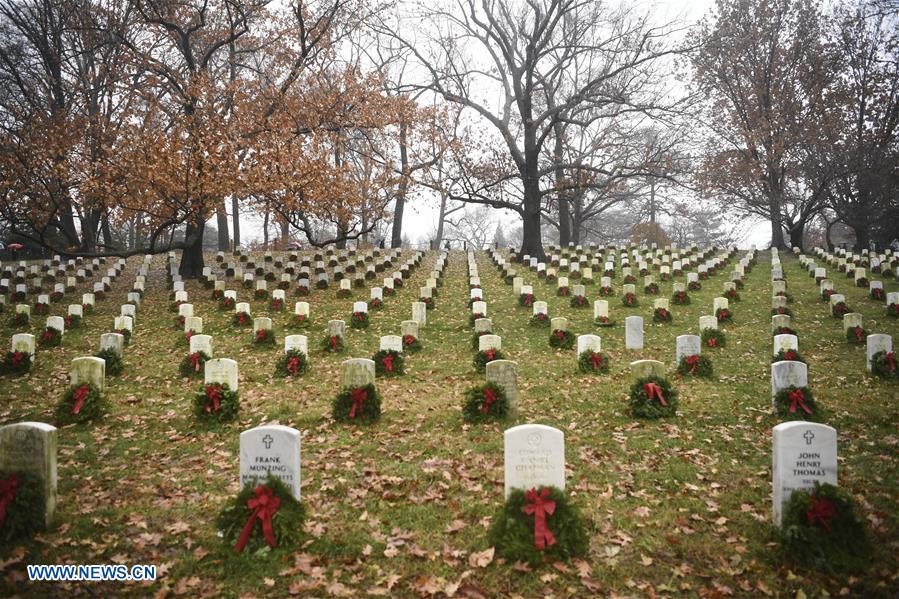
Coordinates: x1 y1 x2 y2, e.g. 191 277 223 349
263 434 274 449
804 430 815 445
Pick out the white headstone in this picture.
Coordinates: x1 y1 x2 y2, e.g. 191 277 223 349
240 425 301 500
675 335 701 364
472 300 487 316
593 300 609 319
0 422 57 526
100 333 124 357
353 301 368 314
190 334 213 356
70 356 105 392
67 304 83 318
772 422 837 526
205 358 239 390
178 303 194 318
630 359 666 379
625 316 643 350
478 334 502 352
503 424 565 498
412 302 427 327
235 302 251 315
184 316 203 333
11 333 35 357
699 315 718 331
866 334 892 372
773 334 799 355
339 358 376 388
576 334 601 355
771 361 808 401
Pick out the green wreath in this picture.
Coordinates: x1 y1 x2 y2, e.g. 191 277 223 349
629 376 678 419
471 331 491 350
671 291 691 305
332 383 381 424
55 383 107 425
594 316 615 327
216 475 305 554
771 306 792 317
336 288 352 299
402 334 422 353
292 314 311 328
701 328 726 348
489 486 588 566
179 351 210 378
725 289 741 302
845 326 867 345
462 382 509 423
193 382 240 423
469 312 485 327
549 329 574 350
773 385 820 421
598 286 614 296
578 350 610 374
1 351 32 376
350 311 369 329
644 283 659 295
530 313 550 327
320 335 345 353
0 471 45 547
39 327 62 347
275 349 308 377
621 293 638 307
64 314 82 329
220 297 236 311
870 350 898 379
473 348 506 373
556 286 570 297
95 348 123 376
373 349 404 376
652 308 672 323
518 293 535 308
779 482 870 574
420 296 435 310
233 311 252 327
10 313 29 327
715 308 732 323
676 354 713 378
888 303 899 318
253 328 276 346
569 295 588 308
772 349 805 364
831 302 850 318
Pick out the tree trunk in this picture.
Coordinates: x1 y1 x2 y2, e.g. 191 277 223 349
391 122 409 248
179 221 205 278
553 130 570 247
851 222 869 252
232 196 241 248
435 191 448 248
519 121 545 260
101 217 113 251
216 204 230 251
788 221 805 251
263 202 270 249
280 217 289 247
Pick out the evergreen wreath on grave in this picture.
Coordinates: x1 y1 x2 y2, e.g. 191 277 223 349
173 315 186 330
254 328 276 346
652 307 672 323
603 269 614 278
336 288 351 299
242 279 254 289
629 376 678 419
315 279 329 290
774 385 820 421
1 351 32 376
295 284 309 296
671 290 690 305
402 334 422 353
598 285 614 296
179 351 210 378
821 288 834 302
393 276 403 287
368 298 382 310
270 297 284 311
11 312 29 327
831 301 850 317
350 311 369 329
469 312 485 327
220 296 236 310
677 354 713 378
0 471 45 547
193 382 240 422
169 300 184 312
701 328 726 348
715 307 732 323
556 285 570 297
39 326 62 347
292 313 311 328
419 296 435 309
779 482 870 574
50 291 64 302
621 292 638 307
733 278 744 289
845 326 867 345
95 348 123 376
569 294 587 308
594 315 614 327
374 349 404 376
644 282 659 295
34 302 48 315
623 274 636 284
771 306 792 316
64 314 82 329
546 272 557 283
870 350 897 379
549 329 574 350
473 348 506 373
254 288 269 300
332 383 381 424
320 334 345 353
774 291 794 303
773 349 805 364
578 350 610 374
470 331 490 349
233 311 252 327
489 486 588 566
530 313 550 327
869 287 884 301
275 349 308 377
855 277 869 288
115 328 132 346
887 302 899 318
518 293 535 307
503 273 515 284
774 326 797 336
462 382 509 423
688 280 702 291
217 475 305 554
699 271 709 280
12 290 26 302
55 383 106 425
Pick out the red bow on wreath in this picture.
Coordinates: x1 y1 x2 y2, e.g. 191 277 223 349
287 356 301 375
11 351 25 367
707 338 717 347
590 352 603 370
783 350 797 361
41 329 53 342
787 388 812 415
382 354 394 372
554 330 566 340
685 355 699 374
485 349 496 361
204 385 223 413
805 493 835 532
189 352 202 372
234 485 281 552
349 387 367 419
403 335 415 346
886 352 896 372
256 329 268 342
71 384 91 415
643 382 667 406
0 474 20 529
329 336 338 350
522 487 557 550
854 327 864 342
296 314 305 322
481 387 497 413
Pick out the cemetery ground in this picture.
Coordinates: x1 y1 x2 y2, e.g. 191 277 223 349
1 250 898 598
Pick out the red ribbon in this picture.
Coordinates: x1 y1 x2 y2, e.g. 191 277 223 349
522 488 557 550
854 327 863 342
287 356 301 375
685 354 699 374
238 313 247 325
41 329 54 343
71 384 90 415
185 331 194 342
481 388 497 413
555 330 566 340
626 294 634 305
658 308 668 319
296 314 305 323
783 350 797 361
349 387 367 419
707 337 717 347
643 382 667 406
382 354 394 372
205 385 222 413
329 336 338 350
485 349 496 361
590 352 603 370
787 388 812 415
403 335 415 347
10 351 25 367
234 485 281 552
189 352 202 372
0 475 20 530
886 352 896 373
256 329 268 342
805 494 835 532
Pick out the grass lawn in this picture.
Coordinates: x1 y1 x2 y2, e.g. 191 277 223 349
1 248 897 597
